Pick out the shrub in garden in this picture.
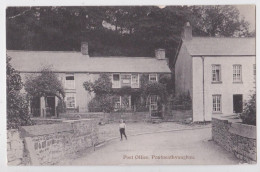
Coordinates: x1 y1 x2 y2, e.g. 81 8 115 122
240 93 256 126
172 92 192 110
7 56 33 129
88 95 115 112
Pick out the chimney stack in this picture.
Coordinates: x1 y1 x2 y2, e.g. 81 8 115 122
182 22 192 40
155 49 166 60
81 42 89 57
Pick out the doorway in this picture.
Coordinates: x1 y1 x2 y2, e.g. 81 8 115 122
233 94 243 113
46 96 56 117
31 97 41 117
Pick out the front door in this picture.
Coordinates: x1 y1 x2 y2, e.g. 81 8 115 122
46 96 55 117
31 97 41 117
233 94 243 113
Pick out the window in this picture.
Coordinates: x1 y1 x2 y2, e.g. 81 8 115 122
212 65 221 82
150 95 158 111
233 65 242 82
253 64 256 81
121 74 131 87
212 95 221 113
113 96 121 109
114 95 131 109
66 93 76 108
65 74 75 89
112 74 120 88
121 95 131 108
131 74 139 88
149 74 158 82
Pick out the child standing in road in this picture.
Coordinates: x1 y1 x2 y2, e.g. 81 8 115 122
119 119 127 141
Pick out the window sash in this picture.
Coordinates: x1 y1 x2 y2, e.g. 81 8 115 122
149 74 157 82
212 95 221 112
65 74 75 89
114 96 131 109
66 93 76 108
112 74 120 88
212 65 221 82
233 65 242 82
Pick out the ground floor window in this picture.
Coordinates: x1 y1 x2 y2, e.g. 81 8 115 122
66 93 76 108
212 95 221 113
114 95 131 109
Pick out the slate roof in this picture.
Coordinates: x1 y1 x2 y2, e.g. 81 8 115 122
183 37 255 56
7 50 171 73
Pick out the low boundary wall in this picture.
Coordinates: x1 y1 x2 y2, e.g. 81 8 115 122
7 119 99 165
212 117 256 164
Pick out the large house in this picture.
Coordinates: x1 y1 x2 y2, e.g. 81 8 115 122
7 44 171 117
174 23 256 122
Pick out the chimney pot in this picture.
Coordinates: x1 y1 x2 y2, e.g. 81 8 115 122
155 49 166 60
81 42 89 57
182 22 192 40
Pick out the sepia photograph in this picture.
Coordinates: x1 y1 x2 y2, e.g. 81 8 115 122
5 4 256 167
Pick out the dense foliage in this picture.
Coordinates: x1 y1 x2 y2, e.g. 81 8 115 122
84 73 172 112
7 6 254 58
24 67 65 100
171 92 192 110
88 95 116 113
83 73 112 94
240 93 256 126
7 56 33 129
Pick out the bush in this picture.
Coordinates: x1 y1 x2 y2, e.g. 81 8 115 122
83 73 112 95
240 93 256 126
7 56 33 129
171 92 192 110
88 95 115 112
56 99 66 114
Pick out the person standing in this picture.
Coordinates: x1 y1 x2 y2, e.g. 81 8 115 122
119 119 127 141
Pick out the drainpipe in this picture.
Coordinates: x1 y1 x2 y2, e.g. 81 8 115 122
201 56 205 122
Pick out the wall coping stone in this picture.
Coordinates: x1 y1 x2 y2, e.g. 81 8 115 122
20 123 73 137
212 116 256 139
62 119 92 123
229 122 256 139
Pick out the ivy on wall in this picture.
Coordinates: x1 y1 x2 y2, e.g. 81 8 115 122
83 73 173 112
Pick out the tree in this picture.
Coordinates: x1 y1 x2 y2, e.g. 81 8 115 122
24 66 65 109
188 6 251 37
6 55 33 129
6 6 253 57
83 73 115 112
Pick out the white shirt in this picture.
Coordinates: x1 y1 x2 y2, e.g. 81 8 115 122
119 123 126 129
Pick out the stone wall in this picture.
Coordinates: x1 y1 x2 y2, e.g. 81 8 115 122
7 119 99 166
7 129 26 165
212 117 256 164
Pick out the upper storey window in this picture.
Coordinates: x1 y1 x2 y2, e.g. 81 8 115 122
65 74 75 89
112 74 120 88
212 65 221 83
233 65 242 83
149 74 158 82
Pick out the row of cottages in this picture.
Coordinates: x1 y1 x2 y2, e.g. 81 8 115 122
7 44 171 117
174 23 256 122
